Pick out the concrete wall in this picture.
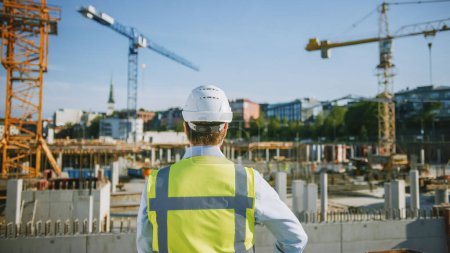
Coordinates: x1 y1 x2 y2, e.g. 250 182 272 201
256 219 446 253
17 184 110 229
1 219 445 253
0 233 136 253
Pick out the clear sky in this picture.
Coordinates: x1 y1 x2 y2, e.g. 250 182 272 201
3 0 449 118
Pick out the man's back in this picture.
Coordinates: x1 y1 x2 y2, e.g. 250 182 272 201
146 156 256 253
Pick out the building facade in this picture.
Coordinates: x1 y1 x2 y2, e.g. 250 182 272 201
395 85 450 121
265 98 322 122
53 108 83 127
99 118 143 141
159 107 183 129
230 98 260 128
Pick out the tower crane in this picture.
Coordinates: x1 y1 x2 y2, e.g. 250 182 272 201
0 0 61 178
78 5 199 142
305 1 450 156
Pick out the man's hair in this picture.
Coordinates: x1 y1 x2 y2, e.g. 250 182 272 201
184 122 227 146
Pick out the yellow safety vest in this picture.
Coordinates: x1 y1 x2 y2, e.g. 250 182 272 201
147 156 255 253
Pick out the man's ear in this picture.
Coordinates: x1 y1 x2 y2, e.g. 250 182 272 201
223 123 228 133
183 122 188 134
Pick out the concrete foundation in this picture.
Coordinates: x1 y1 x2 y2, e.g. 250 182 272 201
1 218 445 253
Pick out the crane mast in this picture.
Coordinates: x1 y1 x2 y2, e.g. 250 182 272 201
376 2 396 154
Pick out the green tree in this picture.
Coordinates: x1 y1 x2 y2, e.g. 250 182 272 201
345 101 377 140
323 106 347 140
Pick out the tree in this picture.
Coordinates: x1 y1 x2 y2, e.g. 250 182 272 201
323 106 347 140
345 101 377 141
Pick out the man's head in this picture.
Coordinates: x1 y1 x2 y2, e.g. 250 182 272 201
182 85 232 146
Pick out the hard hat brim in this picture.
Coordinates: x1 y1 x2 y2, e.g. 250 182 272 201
182 110 232 123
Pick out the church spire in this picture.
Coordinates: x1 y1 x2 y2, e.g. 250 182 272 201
107 74 115 116
108 75 115 104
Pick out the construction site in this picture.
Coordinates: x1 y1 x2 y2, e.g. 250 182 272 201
0 1 450 253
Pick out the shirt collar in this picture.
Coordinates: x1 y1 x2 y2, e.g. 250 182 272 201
183 145 225 159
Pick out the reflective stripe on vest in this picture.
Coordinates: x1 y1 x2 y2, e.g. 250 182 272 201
148 161 254 253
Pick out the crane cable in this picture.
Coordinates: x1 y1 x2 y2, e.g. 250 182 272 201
426 36 434 85
387 0 450 5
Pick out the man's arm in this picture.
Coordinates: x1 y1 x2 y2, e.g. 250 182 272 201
136 179 153 253
254 170 308 253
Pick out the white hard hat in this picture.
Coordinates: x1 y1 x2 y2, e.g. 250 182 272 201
182 85 233 123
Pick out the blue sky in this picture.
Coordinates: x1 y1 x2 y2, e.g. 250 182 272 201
4 0 449 118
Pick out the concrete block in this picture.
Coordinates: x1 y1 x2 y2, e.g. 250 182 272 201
5 179 23 223
274 172 287 202
21 191 35 203
86 233 136 253
94 164 100 178
74 195 93 233
51 190 73 202
409 170 420 211
320 172 328 221
49 202 72 221
306 183 318 212
0 236 86 253
384 182 391 212
391 180 406 219
111 161 119 193
35 190 51 203
435 188 449 205
292 180 306 215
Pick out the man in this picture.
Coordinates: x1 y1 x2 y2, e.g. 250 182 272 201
137 85 307 253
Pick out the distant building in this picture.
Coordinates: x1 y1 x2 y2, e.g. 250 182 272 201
143 131 188 144
265 98 322 122
99 118 143 141
395 85 450 121
0 119 20 138
107 77 115 116
160 107 183 129
138 111 156 123
53 108 83 127
81 111 102 127
230 99 260 128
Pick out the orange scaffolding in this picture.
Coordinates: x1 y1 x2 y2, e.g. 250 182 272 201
0 0 60 177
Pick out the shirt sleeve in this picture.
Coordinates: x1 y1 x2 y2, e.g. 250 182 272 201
253 169 308 253
136 179 153 253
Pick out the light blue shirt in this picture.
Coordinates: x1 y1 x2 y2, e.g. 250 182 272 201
137 145 308 253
